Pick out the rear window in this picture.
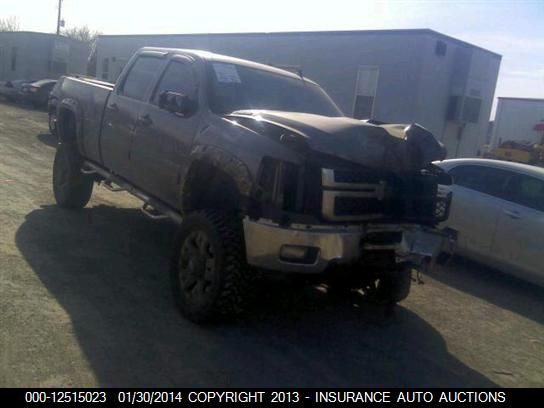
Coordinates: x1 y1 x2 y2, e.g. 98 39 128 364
120 57 163 101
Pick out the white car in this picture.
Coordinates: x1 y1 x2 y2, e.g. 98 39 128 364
435 158 544 286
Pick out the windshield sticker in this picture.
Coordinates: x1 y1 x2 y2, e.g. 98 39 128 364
213 63 241 83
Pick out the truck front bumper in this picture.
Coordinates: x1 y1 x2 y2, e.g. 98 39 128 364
243 218 455 274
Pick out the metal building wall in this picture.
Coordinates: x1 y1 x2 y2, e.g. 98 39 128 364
492 98 544 147
0 32 88 81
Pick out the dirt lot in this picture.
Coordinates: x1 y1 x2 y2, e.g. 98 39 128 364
0 100 543 387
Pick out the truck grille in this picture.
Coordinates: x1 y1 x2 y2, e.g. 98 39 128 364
321 168 449 223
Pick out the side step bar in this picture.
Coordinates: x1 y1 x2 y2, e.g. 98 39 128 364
141 203 169 220
101 180 125 192
81 160 183 225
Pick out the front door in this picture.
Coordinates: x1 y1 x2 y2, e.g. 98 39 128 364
130 56 202 207
447 165 514 260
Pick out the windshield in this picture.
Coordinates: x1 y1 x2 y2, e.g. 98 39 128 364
208 62 343 117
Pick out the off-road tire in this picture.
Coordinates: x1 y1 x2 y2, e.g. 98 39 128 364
52 143 94 209
170 211 253 323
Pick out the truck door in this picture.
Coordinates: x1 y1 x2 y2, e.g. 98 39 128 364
100 53 165 181
130 56 202 207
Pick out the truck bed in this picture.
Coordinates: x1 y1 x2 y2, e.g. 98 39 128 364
58 76 113 164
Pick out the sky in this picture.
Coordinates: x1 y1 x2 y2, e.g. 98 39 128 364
2 0 543 117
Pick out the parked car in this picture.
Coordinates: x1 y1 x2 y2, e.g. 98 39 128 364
51 47 454 323
0 79 37 102
20 79 57 108
436 158 544 286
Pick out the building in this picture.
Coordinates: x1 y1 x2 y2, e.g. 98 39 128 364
491 97 544 148
0 31 89 81
95 29 501 158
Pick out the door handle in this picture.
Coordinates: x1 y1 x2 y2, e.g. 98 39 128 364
107 102 118 111
504 209 521 219
137 114 153 127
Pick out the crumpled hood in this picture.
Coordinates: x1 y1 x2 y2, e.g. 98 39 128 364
228 110 446 171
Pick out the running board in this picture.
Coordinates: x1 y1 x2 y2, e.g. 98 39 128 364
81 165 97 175
101 180 125 192
141 203 168 220
81 160 183 224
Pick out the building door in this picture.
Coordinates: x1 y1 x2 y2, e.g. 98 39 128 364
352 66 379 119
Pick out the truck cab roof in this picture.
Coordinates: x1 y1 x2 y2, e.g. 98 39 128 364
138 47 319 86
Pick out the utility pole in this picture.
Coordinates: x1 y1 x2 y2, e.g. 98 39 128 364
56 0 63 35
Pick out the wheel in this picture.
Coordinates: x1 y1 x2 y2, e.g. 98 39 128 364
52 143 94 209
364 265 413 304
170 211 254 323
48 111 57 135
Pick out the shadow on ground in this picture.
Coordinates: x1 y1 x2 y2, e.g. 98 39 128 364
428 256 544 326
16 205 497 387
36 133 57 148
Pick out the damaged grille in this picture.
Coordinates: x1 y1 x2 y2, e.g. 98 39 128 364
321 168 450 223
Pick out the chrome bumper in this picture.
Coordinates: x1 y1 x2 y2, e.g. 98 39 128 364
243 218 455 273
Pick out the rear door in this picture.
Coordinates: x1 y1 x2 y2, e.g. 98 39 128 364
130 55 202 207
100 53 165 181
446 165 514 261
493 174 544 282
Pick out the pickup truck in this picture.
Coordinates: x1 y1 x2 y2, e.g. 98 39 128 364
52 47 454 322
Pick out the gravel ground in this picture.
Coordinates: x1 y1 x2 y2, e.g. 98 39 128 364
0 100 543 387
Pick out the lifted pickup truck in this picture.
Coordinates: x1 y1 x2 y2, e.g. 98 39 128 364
52 47 453 322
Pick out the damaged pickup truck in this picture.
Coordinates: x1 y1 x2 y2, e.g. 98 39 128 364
52 47 453 322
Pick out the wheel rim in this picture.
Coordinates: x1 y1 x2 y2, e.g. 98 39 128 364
178 230 216 303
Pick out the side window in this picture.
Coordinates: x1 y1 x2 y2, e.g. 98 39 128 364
505 175 544 212
449 165 513 199
353 66 379 119
120 57 162 101
152 60 198 105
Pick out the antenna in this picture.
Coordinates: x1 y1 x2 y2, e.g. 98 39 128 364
268 64 305 82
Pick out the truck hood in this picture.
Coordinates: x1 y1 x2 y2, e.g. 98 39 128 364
227 110 446 171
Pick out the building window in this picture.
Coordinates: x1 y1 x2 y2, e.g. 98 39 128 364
435 40 447 56
11 47 17 71
462 97 482 123
446 95 460 120
353 66 379 119
102 57 109 80
354 96 375 120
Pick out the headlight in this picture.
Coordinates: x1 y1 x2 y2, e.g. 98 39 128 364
256 158 299 212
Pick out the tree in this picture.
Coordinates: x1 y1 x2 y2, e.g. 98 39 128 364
61 25 100 43
61 25 102 77
0 16 20 32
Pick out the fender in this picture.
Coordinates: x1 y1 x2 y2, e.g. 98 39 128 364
58 98 85 155
181 144 254 211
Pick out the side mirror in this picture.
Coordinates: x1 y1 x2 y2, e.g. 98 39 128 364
158 90 195 116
